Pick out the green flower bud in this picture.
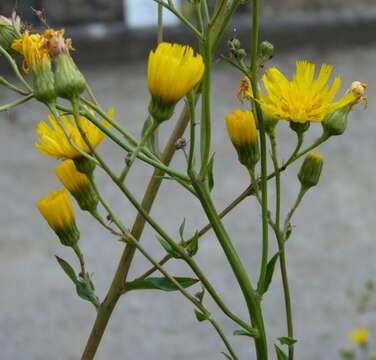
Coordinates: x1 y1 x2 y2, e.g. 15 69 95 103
0 14 21 53
298 152 324 189
260 41 274 60
322 105 350 137
55 53 87 100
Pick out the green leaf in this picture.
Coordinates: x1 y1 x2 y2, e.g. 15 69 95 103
221 352 234 360
275 345 288 360
141 116 156 153
75 278 100 308
278 336 297 346
207 154 215 192
262 252 280 294
233 329 258 338
187 231 199 256
179 218 186 242
195 286 205 303
56 256 77 283
125 277 199 292
158 237 182 258
194 308 208 322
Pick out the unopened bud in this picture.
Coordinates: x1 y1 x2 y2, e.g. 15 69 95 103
260 41 274 60
0 14 21 53
322 105 350 137
298 152 324 189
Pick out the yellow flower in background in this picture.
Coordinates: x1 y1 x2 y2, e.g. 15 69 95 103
37 189 79 246
147 42 204 122
12 32 50 73
350 328 369 347
257 61 356 123
148 42 204 104
56 160 98 212
225 110 259 168
35 108 113 159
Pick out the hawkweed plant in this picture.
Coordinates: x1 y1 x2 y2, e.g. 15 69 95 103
0 2 368 359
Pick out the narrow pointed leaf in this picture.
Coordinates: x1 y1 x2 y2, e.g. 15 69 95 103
233 328 258 338
207 154 215 192
275 345 288 360
125 277 198 292
194 308 208 322
278 336 297 346
56 256 77 283
262 252 280 294
188 231 199 256
158 237 181 258
179 218 186 241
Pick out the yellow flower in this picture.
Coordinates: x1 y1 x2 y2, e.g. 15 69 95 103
225 110 259 168
147 42 204 122
37 189 79 246
12 32 50 73
56 160 98 212
257 61 356 123
35 108 113 160
350 328 369 347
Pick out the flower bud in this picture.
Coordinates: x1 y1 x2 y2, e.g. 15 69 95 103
225 110 260 169
298 152 324 189
32 63 56 104
37 189 80 247
350 328 369 348
148 42 204 123
260 41 274 60
322 105 350 137
56 160 98 212
0 14 21 53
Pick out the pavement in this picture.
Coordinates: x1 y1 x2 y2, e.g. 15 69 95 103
0 43 375 360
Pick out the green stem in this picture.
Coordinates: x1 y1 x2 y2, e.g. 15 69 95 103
187 92 196 171
0 76 30 95
250 0 269 298
72 244 86 276
199 34 212 176
190 175 268 359
0 94 33 112
269 131 294 360
119 119 158 182
284 187 307 236
157 3 164 44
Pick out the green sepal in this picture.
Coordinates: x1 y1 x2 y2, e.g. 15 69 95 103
32 64 56 104
124 276 199 292
141 116 157 153
55 223 80 247
148 96 175 123
74 156 96 176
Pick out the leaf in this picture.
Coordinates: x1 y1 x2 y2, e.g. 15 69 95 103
275 345 288 360
125 277 199 292
195 286 205 303
278 336 297 346
187 231 199 256
141 116 156 153
262 252 280 294
158 237 181 258
179 218 186 242
56 256 77 283
233 329 258 338
221 352 234 360
75 279 100 308
207 154 215 192
194 308 208 322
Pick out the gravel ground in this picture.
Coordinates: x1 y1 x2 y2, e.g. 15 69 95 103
0 44 375 360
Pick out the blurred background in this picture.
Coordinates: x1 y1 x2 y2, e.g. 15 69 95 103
0 1 375 359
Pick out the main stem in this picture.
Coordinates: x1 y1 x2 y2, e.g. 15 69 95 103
191 177 268 359
81 105 191 360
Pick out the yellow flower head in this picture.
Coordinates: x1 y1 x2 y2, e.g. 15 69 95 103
37 189 79 246
35 108 113 160
56 159 90 193
56 160 98 212
148 42 205 105
225 110 259 168
225 110 257 147
350 328 369 347
257 61 356 123
12 32 50 73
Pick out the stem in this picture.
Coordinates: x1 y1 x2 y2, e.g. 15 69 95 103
72 244 86 276
191 176 268 359
187 92 196 171
157 3 164 44
284 187 307 236
199 34 212 176
269 131 294 360
0 76 30 95
118 119 158 182
0 94 33 112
